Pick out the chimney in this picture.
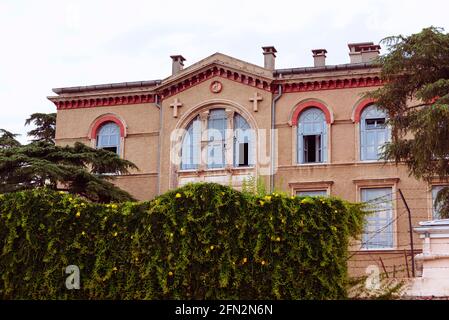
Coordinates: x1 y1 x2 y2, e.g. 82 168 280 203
348 42 380 63
262 46 277 70
312 49 327 67
170 55 186 75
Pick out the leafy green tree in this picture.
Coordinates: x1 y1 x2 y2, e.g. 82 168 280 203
369 27 449 218
0 114 138 203
0 129 21 149
25 113 57 144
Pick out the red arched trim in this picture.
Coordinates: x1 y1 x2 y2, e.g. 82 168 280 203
353 98 377 123
291 101 332 125
89 115 126 139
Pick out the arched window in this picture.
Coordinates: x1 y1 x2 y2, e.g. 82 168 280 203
233 113 254 167
181 116 201 170
180 108 254 171
96 122 121 155
297 108 327 164
360 105 390 161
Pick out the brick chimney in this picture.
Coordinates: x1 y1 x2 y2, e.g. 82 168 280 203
170 55 186 75
262 46 277 70
312 49 327 67
348 42 380 63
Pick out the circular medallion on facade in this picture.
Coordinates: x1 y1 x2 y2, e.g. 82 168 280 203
210 80 223 93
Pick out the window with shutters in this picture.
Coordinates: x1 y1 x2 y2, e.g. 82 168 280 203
360 105 390 161
297 108 327 164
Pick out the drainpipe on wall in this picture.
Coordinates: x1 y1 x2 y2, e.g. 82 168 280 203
271 84 283 192
155 94 163 195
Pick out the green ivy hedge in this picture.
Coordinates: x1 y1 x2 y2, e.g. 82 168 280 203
0 183 365 300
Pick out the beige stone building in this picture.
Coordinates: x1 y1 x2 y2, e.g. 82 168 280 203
49 43 446 278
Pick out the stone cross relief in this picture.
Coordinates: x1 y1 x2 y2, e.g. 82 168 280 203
249 92 263 112
170 98 183 118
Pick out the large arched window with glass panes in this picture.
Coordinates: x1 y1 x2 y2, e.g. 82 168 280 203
96 122 121 155
297 108 327 164
180 108 254 170
360 105 390 161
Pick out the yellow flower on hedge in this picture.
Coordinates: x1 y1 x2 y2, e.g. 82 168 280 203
261 260 266 265
243 257 247 263
301 198 313 205
168 271 173 277
112 267 118 271
259 200 265 206
75 212 81 218
81 231 86 236
291 196 295 200
264 195 272 202
276 237 281 242
111 204 118 209
175 193 182 198
210 245 214 250
113 232 118 237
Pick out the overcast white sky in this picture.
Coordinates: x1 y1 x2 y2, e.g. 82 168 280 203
1 0 448 143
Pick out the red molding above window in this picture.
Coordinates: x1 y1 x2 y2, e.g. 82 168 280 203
291 101 333 125
353 98 377 123
89 115 126 139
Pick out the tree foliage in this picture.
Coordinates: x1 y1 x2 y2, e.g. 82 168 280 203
0 183 366 300
25 113 57 144
0 113 138 203
0 129 21 149
369 27 449 218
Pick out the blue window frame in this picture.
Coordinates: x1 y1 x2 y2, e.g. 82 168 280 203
361 187 394 250
96 122 120 155
181 116 201 170
233 113 254 167
207 109 227 169
297 108 327 164
360 105 390 161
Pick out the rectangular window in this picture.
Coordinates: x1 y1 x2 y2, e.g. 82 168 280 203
238 142 249 167
296 190 327 197
432 185 446 219
366 118 386 130
303 135 321 163
361 187 394 250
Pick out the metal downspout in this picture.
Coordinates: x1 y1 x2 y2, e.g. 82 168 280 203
271 84 283 192
155 94 162 195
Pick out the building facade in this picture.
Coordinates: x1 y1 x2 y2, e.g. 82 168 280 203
49 43 446 278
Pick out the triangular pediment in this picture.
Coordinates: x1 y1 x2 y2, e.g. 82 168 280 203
158 53 274 99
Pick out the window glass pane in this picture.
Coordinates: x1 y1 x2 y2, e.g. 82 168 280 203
181 117 200 170
234 114 253 167
298 108 326 164
432 186 446 219
361 105 389 161
361 187 394 249
96 122 120 155
296 190 327 197
207 109 226 169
